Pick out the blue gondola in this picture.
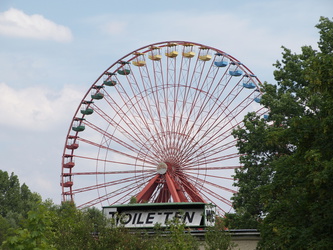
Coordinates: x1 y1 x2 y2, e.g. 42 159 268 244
254 97 261 103
230 69 243 76
214 53 228 67
214 61 228 67
229 62 243 76
243 82 256 89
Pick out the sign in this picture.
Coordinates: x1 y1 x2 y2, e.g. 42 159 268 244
103 202 216 228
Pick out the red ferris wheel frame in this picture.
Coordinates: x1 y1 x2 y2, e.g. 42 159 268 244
61 41 267 215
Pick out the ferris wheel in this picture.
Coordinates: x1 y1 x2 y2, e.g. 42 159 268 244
61 41 266 215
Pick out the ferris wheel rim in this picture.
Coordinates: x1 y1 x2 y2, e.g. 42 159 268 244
61 40 267 215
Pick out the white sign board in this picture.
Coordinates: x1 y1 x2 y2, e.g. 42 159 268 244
103 203 216 228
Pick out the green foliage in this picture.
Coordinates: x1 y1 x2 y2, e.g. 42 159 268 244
162 217 199 250
2 204 55 250
0 215 11 246
49 204 200 250
0 170 42 244
0 170 41 218
231 17 333 249
129 196 137 204
205 218 236 250
2 197 201 250
0 192 233 250
47 202 101 249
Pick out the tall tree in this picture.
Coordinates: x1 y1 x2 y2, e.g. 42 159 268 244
0 170 41 243
229 17 333 249
2 204 56 250
0 170 41 218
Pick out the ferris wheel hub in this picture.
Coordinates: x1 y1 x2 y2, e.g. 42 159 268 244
156 162 168 174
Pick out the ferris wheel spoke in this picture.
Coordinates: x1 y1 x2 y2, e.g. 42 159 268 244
199 91 256 142
110 186 143 205
116 64 169 153
195 153 241 166
174 48 194 141
180 96 245 158
201 138 237 158
142 58 167 128
72 154 154 167
190 182 229 214
182 145 239 167
138 63 165 128
183 165 241 171
179 71 234 140
176 63 224 149
197 181 234 207
153 58 172 138
180 93 254 162
71 173 150 195
93 96 164 157
184 152 241 168
83 120 159 162
182 131 236 164
78 184 139 209
78 173 156 208
77 137 154 165
175 173 206 202
93 99 150 144
170 64 181 142
183 138 238 167
195 76 246 128
185 174 237 194
199 184 232 208
71 169 154 176
183 171 234 181
190 103 266 161
177 59 202 133
137 74 170 152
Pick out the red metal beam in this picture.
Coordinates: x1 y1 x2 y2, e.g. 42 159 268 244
136 174 160 202
177 173 205 202
155 184 171 203
165 172 181 202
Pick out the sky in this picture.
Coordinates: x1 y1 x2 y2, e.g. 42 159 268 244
0 0 332 206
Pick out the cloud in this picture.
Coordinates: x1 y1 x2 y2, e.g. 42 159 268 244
97 9 322 84
0 82 85 203
104 21 127 34
97 11 279 82
0 82 83 131
0 8 73 42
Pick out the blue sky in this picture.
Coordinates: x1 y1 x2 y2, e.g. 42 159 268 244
0 0 332 205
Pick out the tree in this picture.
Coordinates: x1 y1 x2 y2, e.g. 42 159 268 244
205 217 236 250
2 203 56 250
47 201 101 249
230 17 333 249
0 170 41 244
0 170 41 218
161 217 199 250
